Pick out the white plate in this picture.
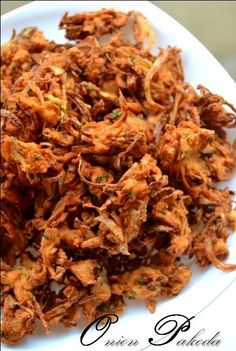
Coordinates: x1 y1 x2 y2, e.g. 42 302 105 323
1 2 236 351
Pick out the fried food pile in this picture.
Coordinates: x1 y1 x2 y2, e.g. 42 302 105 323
1 9 236 344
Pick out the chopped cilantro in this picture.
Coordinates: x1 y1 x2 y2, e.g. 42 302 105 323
17 266 24 271
88 83 94 92
182 131 190 139
130 55 136 65
136 276 144 285
19 268 24 273
123 131 129 137
98 305 108 311
111 110 121 119
139 60 151 69
96 174 109 183
99 277 108 287
128 191 136 200
98 304 115 313
127 290 136 300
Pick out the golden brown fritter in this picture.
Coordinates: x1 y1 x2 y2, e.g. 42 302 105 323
1 8 235 345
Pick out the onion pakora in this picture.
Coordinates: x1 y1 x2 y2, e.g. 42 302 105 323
1 8 236 345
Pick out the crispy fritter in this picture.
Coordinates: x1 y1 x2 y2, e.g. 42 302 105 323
1 8 235 345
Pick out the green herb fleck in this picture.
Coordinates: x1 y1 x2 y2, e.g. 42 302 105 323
123 131 129 137
182 131 190 139
43 234 49 240
99 277 108 287
127 290 136 300
136 276 144 285
96 174 109 183
130 55 136 65
128 191 136 200
98 304 115 313
88 84 94 92
98 304 108 311
110 236 117 243
111 110 121 119
17 266 24 272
